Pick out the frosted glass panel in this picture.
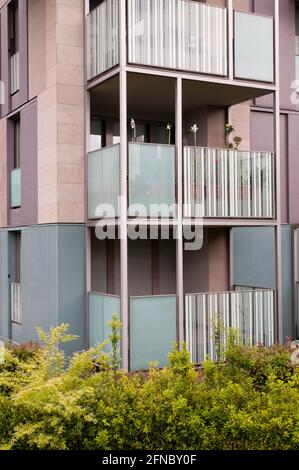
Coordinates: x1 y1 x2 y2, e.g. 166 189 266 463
11 168 21 208
128 143 176 217
88 144 119 219
89 293 120 348
130 296 177 371
234 11 274 82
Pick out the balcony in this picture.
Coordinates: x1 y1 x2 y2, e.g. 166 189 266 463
128 142 176 218
185 289 276 364
183 147 276 219
10 168 21 208
89 289 276 369
86 1 275 84
10 52 19 94
86 0 119 81
87 144 120 219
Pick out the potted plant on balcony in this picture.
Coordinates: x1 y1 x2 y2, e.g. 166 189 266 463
225 123 242 150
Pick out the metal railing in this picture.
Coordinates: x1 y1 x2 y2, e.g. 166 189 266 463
128 0 227 76
184 146 276 218
185 289 276 363
86 0 119 80
11 283 22 324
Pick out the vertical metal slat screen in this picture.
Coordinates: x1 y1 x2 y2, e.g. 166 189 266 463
185 290 276 364
128 0 227 76
183 147 275 218
87 0 119 80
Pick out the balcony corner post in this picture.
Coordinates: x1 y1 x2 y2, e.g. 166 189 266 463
274 0 283 343
176 77 184 347
227 0 234 80
119 0 129 371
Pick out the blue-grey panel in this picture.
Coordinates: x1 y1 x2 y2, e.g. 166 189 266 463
21 225 59 343
0 230 10 340
0 225 85 353
232 227 276 289
11 323 23 344
281 226 293 340
130 296 177 371
58 225 85 356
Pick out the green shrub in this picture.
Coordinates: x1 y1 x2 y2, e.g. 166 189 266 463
0 321 299 450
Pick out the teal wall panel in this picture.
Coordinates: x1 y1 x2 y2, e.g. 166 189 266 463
281 225 293 340
130 296 177 371
233 227 276 289
0 225 85 355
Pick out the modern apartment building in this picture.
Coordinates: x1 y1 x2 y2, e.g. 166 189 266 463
0 0 298 370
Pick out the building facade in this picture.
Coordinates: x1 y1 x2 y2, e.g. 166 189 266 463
0 0 298 369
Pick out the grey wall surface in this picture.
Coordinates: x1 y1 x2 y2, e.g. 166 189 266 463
0 224 85 355
232 227 276 289
57 225 86 356
281 225 293 340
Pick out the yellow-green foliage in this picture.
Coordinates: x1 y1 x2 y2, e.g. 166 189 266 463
0 320 299 450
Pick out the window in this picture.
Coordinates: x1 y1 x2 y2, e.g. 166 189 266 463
113 121 120 145
13 118 20 169
11 231 21 325
90 118 105 151
129 122 149 143
10 116 21 208
9 0 19 56
9 0 19 94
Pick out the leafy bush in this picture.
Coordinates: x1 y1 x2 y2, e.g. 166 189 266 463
0 318 299 450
